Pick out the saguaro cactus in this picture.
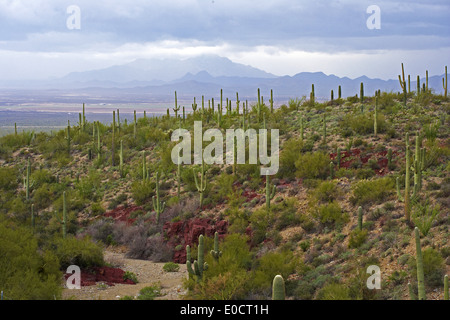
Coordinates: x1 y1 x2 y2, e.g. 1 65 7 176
152 172 166 224
119 140 124 178
398 63 407 106
310 84 315 105
360 82 364 103
443 66 448 99
66 120 71 155
25 158 33 200
112 111 116 166
265 175 276 210
414 227 426 300
173 91 180 118
193 156 207 208
31 204 35 232
55 191 68 239
142 151 148 180
374 95 378 137
358 206 363 230
269 89 274 113
210 232 222 261
186 234 208 281
396 132 413 222
272 275 286 300
444 275 449 300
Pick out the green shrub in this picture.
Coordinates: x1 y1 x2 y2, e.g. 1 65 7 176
350 177 394 205
123 271 138 283
409 248 445 288
251 249 298 292
0 219 62 300
311 181 340 203
138 284 162 300
163 262 180 272
53 236 104 270
313 201 349 227
295 151 330 180
278 137 303 178
317 282 351 300
131 180 153 205
348 229 368 248
0 166 18 191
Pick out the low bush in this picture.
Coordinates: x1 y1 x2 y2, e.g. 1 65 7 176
350 177 394 205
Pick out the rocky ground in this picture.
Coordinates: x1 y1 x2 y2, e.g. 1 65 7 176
62 248 188 300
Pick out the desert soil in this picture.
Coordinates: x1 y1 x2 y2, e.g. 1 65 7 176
62 248 188 300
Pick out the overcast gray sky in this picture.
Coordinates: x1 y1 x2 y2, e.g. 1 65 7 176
0 0 449 80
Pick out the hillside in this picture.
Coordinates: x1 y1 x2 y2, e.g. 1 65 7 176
0 81 448 301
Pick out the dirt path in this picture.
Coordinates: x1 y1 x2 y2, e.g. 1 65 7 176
62 249 188 300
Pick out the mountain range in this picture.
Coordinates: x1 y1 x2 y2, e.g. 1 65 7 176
0 55 446 105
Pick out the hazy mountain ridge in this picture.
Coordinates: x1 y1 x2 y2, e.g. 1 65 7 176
0 55 446 103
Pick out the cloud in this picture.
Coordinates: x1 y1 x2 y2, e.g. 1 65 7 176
0 0 448 80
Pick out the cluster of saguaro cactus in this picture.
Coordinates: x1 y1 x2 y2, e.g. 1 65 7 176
186 234 209 282
152 171 166 224
272 275 285 300
396 132 424 222
265 175 276 210
414 227 426 300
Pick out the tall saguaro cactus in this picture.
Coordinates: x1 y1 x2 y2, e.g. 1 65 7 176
193 156 207 208
173 91 180 118
265 175 276 210
55 191 68 239
396 132 412 222
186 234 208 282
360 82 364 103
414 227 426 300
152 172 166 224
398 63 407 106
119 140 124 178
374 95 378 137
66 120 71 155
25 158 32 200
443 65 448 99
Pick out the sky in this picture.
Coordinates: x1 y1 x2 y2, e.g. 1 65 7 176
0 0 449 81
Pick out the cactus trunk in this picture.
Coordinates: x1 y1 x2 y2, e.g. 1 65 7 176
414 227 426 300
